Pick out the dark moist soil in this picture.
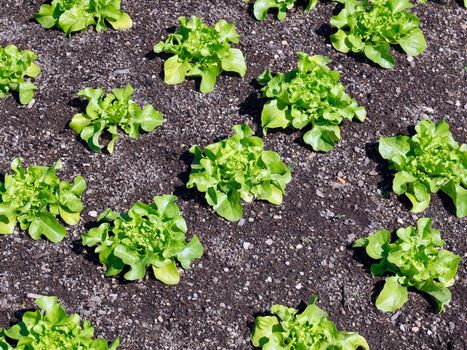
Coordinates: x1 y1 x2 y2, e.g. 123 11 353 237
0 1 466 349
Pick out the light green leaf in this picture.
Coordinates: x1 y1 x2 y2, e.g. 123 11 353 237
261 100 290 133
303 125 341 152
28 212 66 243
164 55 188 85
108 12 133 30
399 29 427 57
153 259 180 285
376 276 408 312
221 48 246 77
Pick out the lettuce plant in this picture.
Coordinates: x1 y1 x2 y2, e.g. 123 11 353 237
187 124 292 222
0 296 119 349
330 0 427 68
70 84 164 153
252 296 369 349
0 158 86 243
379 119 466 218
34 0 132 35
253 0 317 21
0 44 41 105
354 218 461 312
258 52 366 152
82 195 203 284
154 16 246 93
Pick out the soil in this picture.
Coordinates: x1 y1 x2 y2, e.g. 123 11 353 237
0 1 466 349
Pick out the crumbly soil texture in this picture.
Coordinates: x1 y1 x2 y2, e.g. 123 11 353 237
0 1 466 349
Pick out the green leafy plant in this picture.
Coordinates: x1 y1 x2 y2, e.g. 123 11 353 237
0 296 119 349
70 84 164 153
154 16 246 93
34 0 132 35
379 119 466 218
252 296 369 349
0 44 41 105
258 52 366 152
253 0 317 21
82 195 203 284
0 158 86 243
187 124 292 222
353 218 461 312
330 0 427 68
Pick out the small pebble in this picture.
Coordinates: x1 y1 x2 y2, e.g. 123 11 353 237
89 210 98 218
265 239 273 245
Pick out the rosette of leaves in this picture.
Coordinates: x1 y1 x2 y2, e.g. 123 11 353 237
258 52 366 152
0 296 119 349
353 218 461 312
0 158 86 243
187 124 292 222
253 0 317 21
153 16 246 93
70 84 164 153
330 0 427 68
252 296 369 349
0 44 41 105
379 119 466 218
34 0 132 35
81 195 204 284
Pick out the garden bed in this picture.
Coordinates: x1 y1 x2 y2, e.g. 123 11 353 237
0 0 465 349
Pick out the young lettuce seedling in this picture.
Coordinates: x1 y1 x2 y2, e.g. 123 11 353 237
252 296 369 349
353 218 461 312
0 158 86 243
0 296 119 349
34 0 133 35
379 119 466 218
187 124 292 222
70 84 164 153
82 195 204 284
253 0 317 21
330 0 427 68
0 44 41 105
258 52 366 152
154 16 246 93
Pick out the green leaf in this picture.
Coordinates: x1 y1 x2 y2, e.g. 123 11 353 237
153 259 180 285
108 12 133 30
303 125 341 152
399 29 427 57
378 135 410 167
207 188 243 222
58 8 89 34
221 48 246 77
28 212 66 243
253 0 277 20
353 229 390 260
364 43 395 69
331 29 350 53
177 235 204 270
261 100 290 133
376 276 408 312
164 55 188 85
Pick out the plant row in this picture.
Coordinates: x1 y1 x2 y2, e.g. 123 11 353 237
0 0 465 349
